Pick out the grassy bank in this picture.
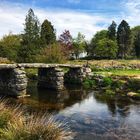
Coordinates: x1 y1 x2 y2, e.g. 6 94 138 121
94 69 140 76
0 99 73 140
67 60 140 67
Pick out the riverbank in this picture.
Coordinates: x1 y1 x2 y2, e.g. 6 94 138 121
83 72 140 100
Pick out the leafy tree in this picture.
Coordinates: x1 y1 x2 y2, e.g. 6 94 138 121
59 30 73 49
17 8 40 62
72 32 86 59
94 38 118 59
0 33 21 61
117 20 131 59
41 19 56 46
89 30 108 57
108 21 117 40
134 31 140 58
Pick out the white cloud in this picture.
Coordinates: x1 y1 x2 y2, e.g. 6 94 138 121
1 0 140 40
124 0 140 27
0 1 111 40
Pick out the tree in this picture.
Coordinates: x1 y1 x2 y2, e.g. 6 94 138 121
134 31 140 58
18 9 40 62
72 32 86 59
41 19 56 46
89 30 108 57
108 21 117 40
59 30 73 49
0 33 21 61
94 38 118 59
117 20 131 59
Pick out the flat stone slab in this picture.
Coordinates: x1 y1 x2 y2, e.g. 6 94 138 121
17 63 82 68
0 63 83 69
0 64 17 69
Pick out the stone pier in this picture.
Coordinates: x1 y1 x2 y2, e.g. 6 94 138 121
0 68 27 96
38 67 64 90
65 67 92 84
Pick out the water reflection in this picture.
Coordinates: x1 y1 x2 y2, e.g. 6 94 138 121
93 93 131 117
17 81 90 112
14 81 140 140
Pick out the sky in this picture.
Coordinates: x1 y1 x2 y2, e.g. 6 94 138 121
0 0 140 40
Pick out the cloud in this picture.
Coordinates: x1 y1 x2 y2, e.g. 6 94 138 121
123 0 140 27
0 0 140 40
0 1 111 40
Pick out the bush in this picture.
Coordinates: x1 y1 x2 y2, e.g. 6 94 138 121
37 43 67 63
128 79 140 91
111 80 124 89
102 77 113 87
83 78 96 89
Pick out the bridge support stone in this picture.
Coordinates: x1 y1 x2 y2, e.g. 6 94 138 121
65 67 92 84
38 67 64 90
0 68 27 96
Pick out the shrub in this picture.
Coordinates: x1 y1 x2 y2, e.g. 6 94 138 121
111 80 124 89
83 78 96 89
128 79 140 91
102 77 113 87
37 43 67 63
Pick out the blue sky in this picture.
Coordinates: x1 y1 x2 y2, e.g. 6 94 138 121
0 0 140 39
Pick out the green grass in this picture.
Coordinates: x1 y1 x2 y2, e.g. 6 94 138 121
93 69 140 76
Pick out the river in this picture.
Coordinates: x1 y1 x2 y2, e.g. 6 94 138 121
8 81 140 140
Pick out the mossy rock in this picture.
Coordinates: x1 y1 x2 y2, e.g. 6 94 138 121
127 92 140 99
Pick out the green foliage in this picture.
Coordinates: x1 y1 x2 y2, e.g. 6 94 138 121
103 77 113 87
37 43 67 63
22 9 40 44
72 32 86 59
117 20 131 59
108 21 117 40
18 9 40 63
17 44 39 62
0 33 21 61
41 19 56 46
111 80 124 89
25 69 38 80
128 79 140 91
95 38 118 59
134 31 140 58
89 30 108 57
83 78 96 89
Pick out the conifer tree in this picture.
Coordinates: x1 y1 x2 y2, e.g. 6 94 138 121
41 19 56 46
117 20 131 59
108 21 117 40
134 31 140 58
18 9 40 62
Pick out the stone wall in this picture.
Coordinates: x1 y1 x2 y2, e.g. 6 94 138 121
0 68 27 96
38 67 64 90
